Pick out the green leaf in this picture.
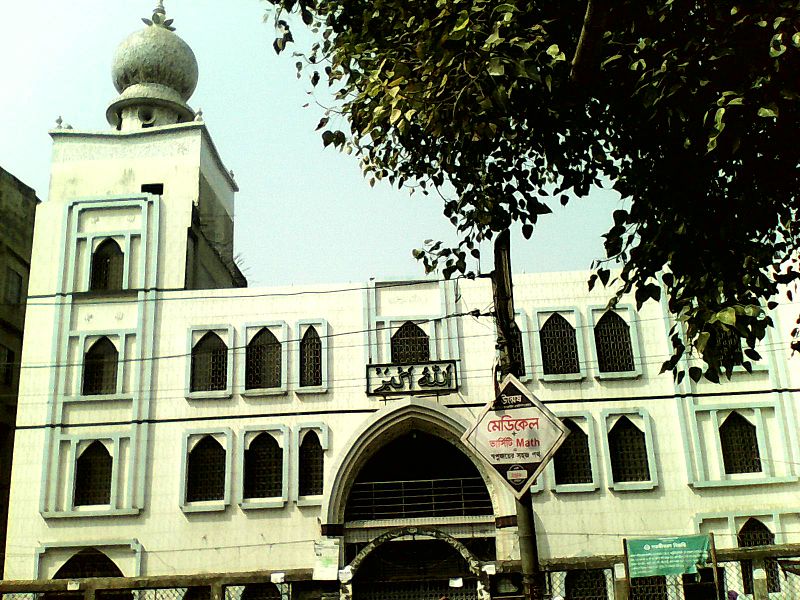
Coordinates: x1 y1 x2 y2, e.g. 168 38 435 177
487 57 505 76
452 10 470 33
715 307 736 326
390 108 403 124
757 104 779 118
601 54 622 67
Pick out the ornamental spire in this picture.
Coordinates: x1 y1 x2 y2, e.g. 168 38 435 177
142 0 176 31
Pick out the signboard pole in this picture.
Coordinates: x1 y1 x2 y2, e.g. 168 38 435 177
709 532 720 598
491 229 543 600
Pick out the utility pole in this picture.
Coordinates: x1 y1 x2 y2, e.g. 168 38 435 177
490 228 544 600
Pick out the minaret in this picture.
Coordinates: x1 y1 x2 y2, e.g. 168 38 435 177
107 1 199 130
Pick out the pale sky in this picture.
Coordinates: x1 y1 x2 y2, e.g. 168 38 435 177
0 1 625 287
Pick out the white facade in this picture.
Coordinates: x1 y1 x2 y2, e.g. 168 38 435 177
5 6 800 599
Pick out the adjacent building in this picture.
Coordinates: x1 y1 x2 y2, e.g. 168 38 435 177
4 4 800 600
0 165 38 574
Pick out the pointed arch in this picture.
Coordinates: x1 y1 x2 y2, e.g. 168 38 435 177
74 441 112 506
391 321 430 364
738 518 780 593
554 418 592 485
299 430 324 496
90 239 124 292
53 548 124 578
186 435 226 502
82 337 118 396
191 332 228 392
719 411 761 474
299 326 322 387
594 311 634 373
608 416 650 482
540 313 580 375
244 432 283 499
246 328 282 390
324 399 503 525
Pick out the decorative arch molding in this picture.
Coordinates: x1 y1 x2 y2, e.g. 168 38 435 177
323 398 508 525
349 526 483 577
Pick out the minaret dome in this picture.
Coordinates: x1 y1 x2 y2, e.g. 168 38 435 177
106 1 199 130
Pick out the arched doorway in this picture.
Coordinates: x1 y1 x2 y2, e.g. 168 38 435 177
341 429 495 600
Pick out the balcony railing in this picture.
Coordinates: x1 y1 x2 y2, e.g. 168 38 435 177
345 476 492 521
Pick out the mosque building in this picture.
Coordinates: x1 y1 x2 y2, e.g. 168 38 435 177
5 4 800 600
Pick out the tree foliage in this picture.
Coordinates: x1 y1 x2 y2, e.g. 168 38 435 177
264 0 800 380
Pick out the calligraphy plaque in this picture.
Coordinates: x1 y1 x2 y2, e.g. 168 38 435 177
366 360 459 396
462 374 568 498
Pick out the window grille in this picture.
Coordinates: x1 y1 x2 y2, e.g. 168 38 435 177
594 311 635 373
299 326 322 387
629 575 667 600
90 239 124 292
298 431 323 496
245 328 282 389
719 411 761 474
716 327 743 366
738 518 780 594
608 416 650 482
553 418 592 485
82 337 118 395
540 313 580 375
74 441 113 506
564 569 609 600
243 432 283 499
191 332 228 392
5 267 23 304
240 583 280 600
0 344 14 387
186 435 226 502
390 321 430 364
508 327 526 377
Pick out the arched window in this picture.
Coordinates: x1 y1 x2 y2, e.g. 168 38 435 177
82 337 118 396
299 326 322 387
540 313 580 375
608 416 650 483
191 332 227 392
564 569 608 600
54 548 123 578
720 411 761 474
298 431 323 496
74 441 112 506
245 328 282 390
243 433 283 499
90 239 124 292
186 435 226 502
241 583 281 600
553 418 592 485
390 321 430 364
594 311 635 373
738 518 780 594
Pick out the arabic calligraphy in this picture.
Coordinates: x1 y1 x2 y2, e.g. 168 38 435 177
367 361 458 396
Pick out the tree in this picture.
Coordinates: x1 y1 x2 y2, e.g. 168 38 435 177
264 0 800 381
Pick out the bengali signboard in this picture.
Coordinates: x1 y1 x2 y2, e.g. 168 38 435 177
366 360 458 396
626 535 711 578
462 374 568 498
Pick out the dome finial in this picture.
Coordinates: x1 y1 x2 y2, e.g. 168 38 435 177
142 0 175 31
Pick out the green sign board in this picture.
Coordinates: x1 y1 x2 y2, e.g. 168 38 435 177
627 535 710 578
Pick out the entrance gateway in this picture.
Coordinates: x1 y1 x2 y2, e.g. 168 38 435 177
331 407 497 600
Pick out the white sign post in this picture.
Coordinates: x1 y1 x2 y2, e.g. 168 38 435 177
462 374 568 498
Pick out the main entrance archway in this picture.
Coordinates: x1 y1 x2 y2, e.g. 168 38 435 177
329 401 499 600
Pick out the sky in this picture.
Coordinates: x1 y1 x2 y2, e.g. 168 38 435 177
0 1 626 288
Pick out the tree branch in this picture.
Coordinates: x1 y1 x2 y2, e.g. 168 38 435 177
570 0 608 85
